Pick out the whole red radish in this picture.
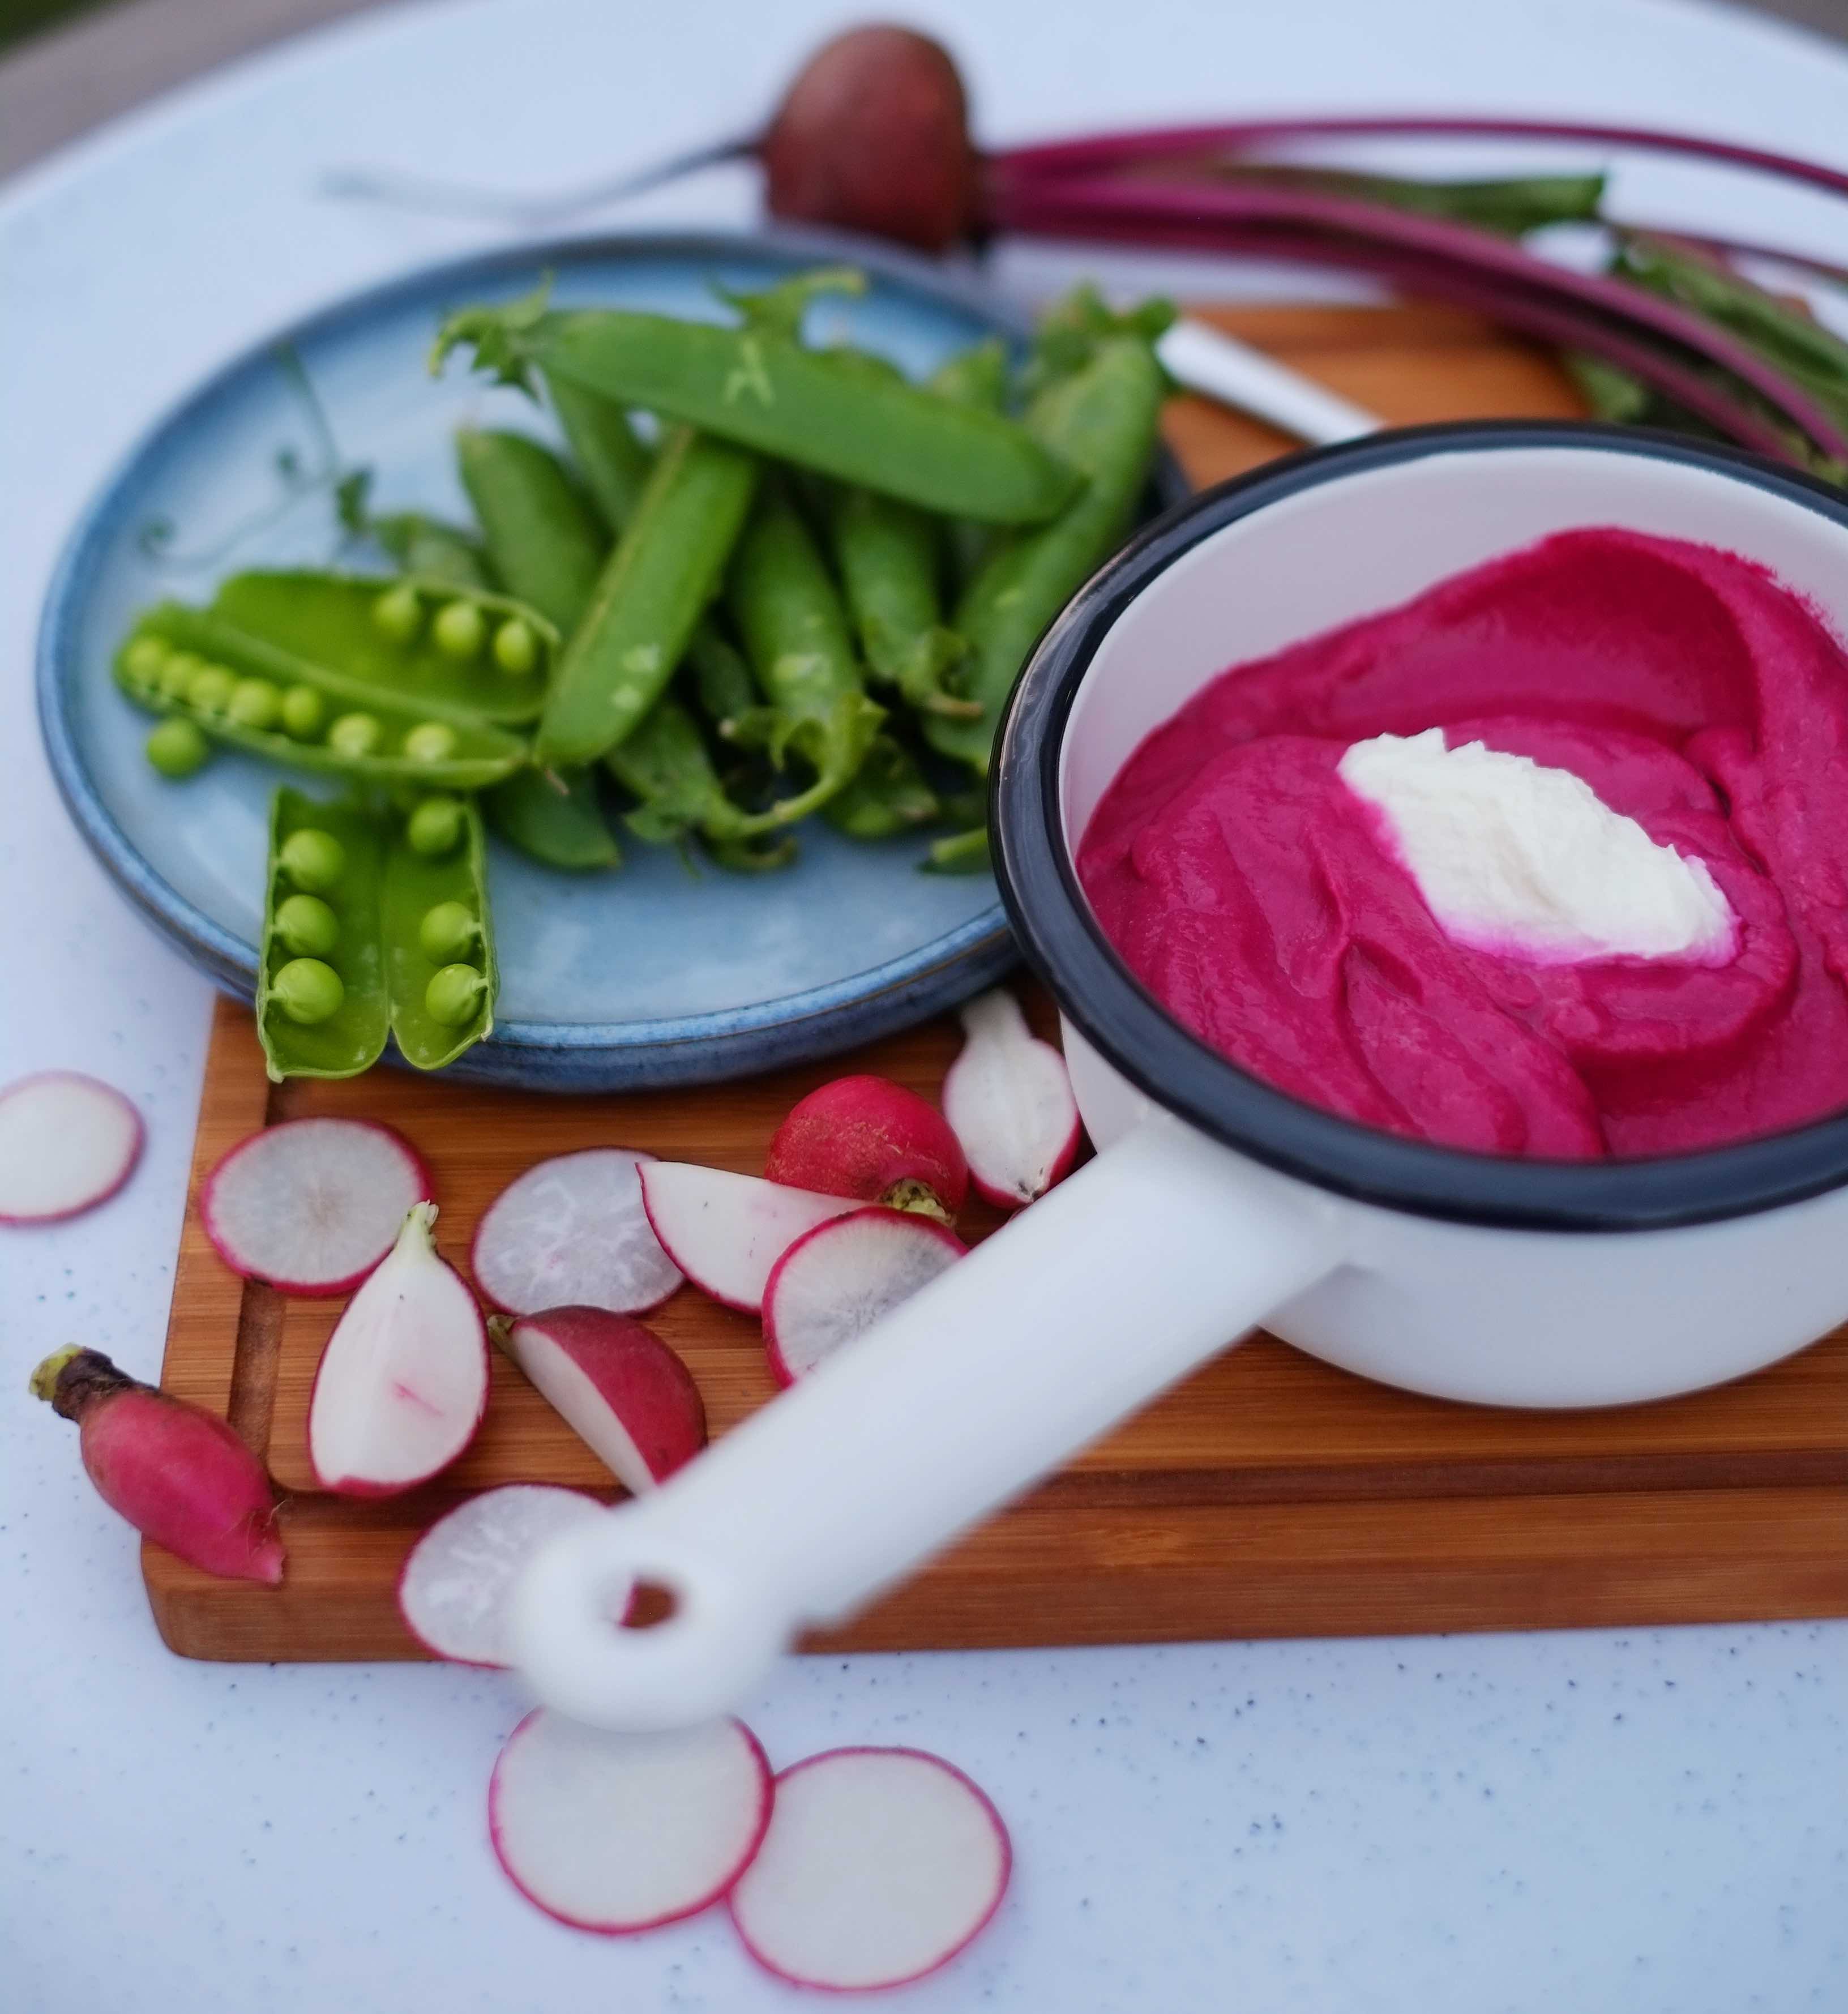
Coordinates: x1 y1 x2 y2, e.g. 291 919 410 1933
31 1346 284 1584
761 25 979 253
765 1076 967 1224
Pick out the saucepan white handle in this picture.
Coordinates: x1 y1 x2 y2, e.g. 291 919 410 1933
510 1115 1345 1729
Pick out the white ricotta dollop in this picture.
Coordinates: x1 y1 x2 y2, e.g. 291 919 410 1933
1336 728 1735 964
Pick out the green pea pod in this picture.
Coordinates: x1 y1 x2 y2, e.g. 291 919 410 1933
115 609 528 790
363 511 496 589
727 484 886 816
383 796 497 1070
484 766 620 870
544 375 655 534
821 735 941 840
209 571 558 724
827 486 976 720
930 339 1013 593
922 827 992 875
605 698 795 869
1020 284 1178 399
683 622 758 736
536 426 759 768
456 427 607 631
434 297 1080 525
926 336 1167 776
256 789 389 1081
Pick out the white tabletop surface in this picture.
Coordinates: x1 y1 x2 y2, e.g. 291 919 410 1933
4 2 1846 2008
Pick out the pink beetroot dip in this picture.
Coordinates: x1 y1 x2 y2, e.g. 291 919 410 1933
1077 528 1848 1159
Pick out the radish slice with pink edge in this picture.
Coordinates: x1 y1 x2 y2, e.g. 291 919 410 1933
493 1307 706 1494
639 1161 859 1314
729 1747 1012 1991
941 990 1082 1209
397 1485 606 1666
200 1117 432 1295
762 1207 966 1387
489 1709 773 1934
471 1150 681 1316
0 1072 143 1225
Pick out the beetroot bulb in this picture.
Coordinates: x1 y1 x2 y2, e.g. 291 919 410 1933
31 1347 285 1585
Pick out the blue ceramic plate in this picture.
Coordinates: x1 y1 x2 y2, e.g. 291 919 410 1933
38 230 1182 1089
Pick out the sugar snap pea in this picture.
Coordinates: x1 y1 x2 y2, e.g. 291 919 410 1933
923 827 993 874
929 339 1012 592
383 794 497 1070
544 375 656 533
820 734 941 840
604 698 794 870
484 766 621 871
256 789 389 1081
683 622 758 738
366 511 496 590
827 485 975 719
434 295 1079 526
456 428 607 633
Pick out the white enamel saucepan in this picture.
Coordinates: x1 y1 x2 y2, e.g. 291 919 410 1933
514 422 1848 1730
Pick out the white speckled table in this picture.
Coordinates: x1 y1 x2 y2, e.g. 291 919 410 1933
2 3 1845 2008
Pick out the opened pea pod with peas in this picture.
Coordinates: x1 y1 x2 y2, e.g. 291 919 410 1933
111 270 1172 1081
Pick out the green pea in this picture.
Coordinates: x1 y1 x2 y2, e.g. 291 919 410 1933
279 827 346 892
328 712 382 759
228 677 281 730
146 717 209 780
280 684 326 739
123 636 169 687
187 664 237 715
157 651 202 700
490 618 540 677
403 721 459 764
373 582 424 644
433 600 486 660
406 796 465 857
271 956 345 1025
424 961 487 1027
417 899 478 963
273 892 339 958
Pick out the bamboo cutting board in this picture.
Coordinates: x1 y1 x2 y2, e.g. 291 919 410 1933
145 305 1848 1661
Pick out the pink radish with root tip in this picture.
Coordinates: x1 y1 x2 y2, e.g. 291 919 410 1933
201 1117 433 1296
491 1307 705 1493
639 1161 859 1313
307 1201 487 1495
941 989 1083 1208
471 1149 682 1316
31 1346 284 1584
762 1207 966 1387
489 1709 773 1934
729 1747 1012 1991
764 1075 968 1224
0 1072 143 1224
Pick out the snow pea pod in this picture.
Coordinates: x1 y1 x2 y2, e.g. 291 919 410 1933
926 336 1166 775
827 485 975 719
383 796 498 1070
484 766 620 871
536 425 759 768
605 698 795 871
256 789 389 1081
435 300 1079 525
820 734 940 841
545 375 656 533
456 427 607 632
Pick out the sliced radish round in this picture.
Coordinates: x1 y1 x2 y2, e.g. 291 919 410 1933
472 1150 681 1317
763 1207 966 1387
201 1117 432 1296
639 1161 859 1314
490 1709 772 1934
495 1307 706 1494
397 1485 605 1666
729 1747 1011 1991
0 1072 143 1225
942 989 1083 1209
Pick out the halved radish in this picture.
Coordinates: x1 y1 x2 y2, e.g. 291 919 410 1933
200 1117 432 1296
729 1747 1011 1990
471 1150 681 1316
307 1202 488 1495
493 1307 705 1494
762 1207 966 1387
0 1072 143 1225
639 1161 858 1314
765 1075 968 1222
490 1709 773 1934
397 1484 605 1666
941 989 1082 1209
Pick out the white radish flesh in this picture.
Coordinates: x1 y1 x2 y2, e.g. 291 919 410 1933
308 1202 487 1494
472 1150 681 1316
762 1207 965 1387
639 1161 859 1313
490 1709 772 1933
201 1117 432 1295
397 1485 605 1666
497 1307 705 1494
729 1747 1011 1990
0 1072 143 1224
941 990 1081 1209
